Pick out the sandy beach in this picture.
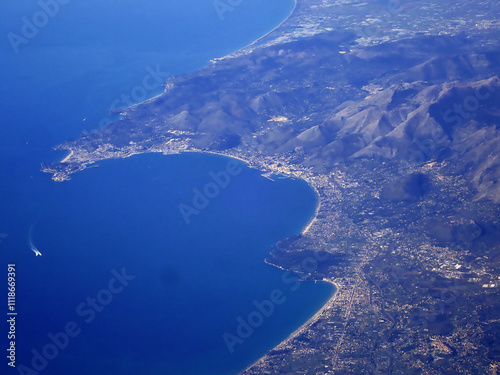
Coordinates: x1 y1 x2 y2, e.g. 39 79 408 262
242 279 340 373
301 183 321 235
60 150 74 163
214 0 297 61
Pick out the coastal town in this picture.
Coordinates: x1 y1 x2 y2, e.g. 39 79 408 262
41 0 500 373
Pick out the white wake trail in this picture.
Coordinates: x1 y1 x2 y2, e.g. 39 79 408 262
28 224 42 256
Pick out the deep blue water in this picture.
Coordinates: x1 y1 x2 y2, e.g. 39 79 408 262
0 1 334 374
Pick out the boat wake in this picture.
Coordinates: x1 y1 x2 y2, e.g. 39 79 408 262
29 224 42 256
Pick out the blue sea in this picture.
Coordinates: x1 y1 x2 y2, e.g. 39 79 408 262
0 1 334 374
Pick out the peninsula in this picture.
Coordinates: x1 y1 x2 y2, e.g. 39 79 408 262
42 0 500 373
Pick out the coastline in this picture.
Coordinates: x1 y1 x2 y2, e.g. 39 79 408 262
249 0 297 47
58 0 299 166
37 0 500 371
212 0 297 61
60 150 73 163
241 279 340 374
202 149 322 238
51 2 341 373
301 183 321 235
275 279 339 343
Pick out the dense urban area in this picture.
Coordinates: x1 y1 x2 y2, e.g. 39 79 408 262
43 0 500 373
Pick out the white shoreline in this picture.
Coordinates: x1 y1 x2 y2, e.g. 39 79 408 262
213 0 298 61
249 0 297 48
55 3 339 373
59 1 297 166
241 279 340 374
301 183 321 235
60 150 73 163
